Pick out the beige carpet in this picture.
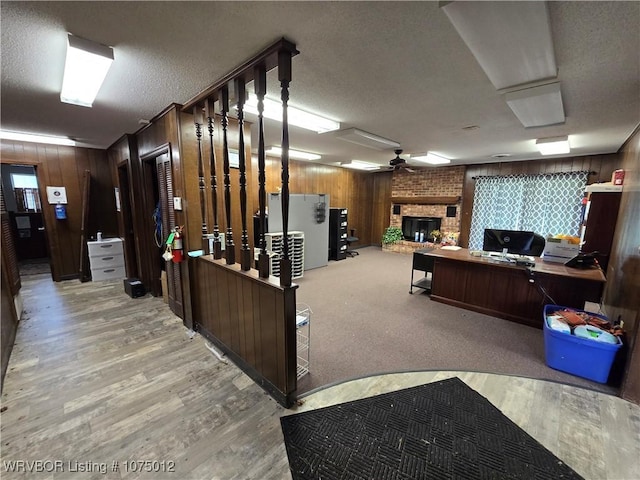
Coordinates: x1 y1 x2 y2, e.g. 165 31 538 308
294 246 616 396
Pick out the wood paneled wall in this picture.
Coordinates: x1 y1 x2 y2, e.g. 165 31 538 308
459 154 623 247
107 134 139 279
192 257 297 406
1 184 19 392
258 158 383 246
132 105 184 298
1 252 18 393
1 140 116 280
370 171 393 245
603 126 640 403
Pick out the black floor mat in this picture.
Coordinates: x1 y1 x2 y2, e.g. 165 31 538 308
281 377 583 480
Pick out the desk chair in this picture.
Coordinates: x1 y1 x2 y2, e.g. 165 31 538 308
346 229 359 257
529 233 546 257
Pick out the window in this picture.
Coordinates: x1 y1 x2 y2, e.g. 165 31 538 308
469 171 588 250
10 173 38 189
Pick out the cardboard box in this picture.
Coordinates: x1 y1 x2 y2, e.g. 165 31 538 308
161 270 168 303
585 183 623 193
542 237 580 263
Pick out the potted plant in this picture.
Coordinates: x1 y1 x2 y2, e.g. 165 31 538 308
382 226 403 245
430 229 442 243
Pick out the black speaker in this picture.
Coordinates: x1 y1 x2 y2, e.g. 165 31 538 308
446 206 457 217
392 204 401 215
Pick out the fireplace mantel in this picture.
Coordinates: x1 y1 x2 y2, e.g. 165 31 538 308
391 196 460 205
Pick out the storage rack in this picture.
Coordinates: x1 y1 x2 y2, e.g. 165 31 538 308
329 208 348 261
296 304 311 379
264 231 305 279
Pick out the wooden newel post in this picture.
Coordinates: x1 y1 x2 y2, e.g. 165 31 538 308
278 50 292 287
193 105 209 253
235 78 251 271
220 86 235 265
205 98 223 259
255 64 270 278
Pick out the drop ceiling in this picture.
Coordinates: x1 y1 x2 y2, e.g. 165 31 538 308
1 1 638 169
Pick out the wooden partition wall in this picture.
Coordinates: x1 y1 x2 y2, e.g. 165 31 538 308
183 38 300 407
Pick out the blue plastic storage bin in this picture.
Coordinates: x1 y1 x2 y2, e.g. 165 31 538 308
543 305 622 383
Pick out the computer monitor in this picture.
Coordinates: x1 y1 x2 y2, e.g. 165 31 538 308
483 229 536 255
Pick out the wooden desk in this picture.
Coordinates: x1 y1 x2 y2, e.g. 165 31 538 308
425 248 606 328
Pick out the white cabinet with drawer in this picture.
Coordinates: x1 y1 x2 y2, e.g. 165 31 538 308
87 238 125 281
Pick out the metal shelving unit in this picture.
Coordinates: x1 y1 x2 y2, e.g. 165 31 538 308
296 304 311 379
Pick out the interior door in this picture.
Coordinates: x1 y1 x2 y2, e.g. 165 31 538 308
1 184 20 295
156 154 183 319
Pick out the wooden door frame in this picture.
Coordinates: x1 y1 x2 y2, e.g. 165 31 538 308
139 144 172 298
1 162 53 280
117 162 138 279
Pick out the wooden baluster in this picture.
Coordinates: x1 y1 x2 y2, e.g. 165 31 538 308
235 78 251 271
205 98 223 259
255 64 270 278
220 85 235 265
279 51 292 287
193 105 208 253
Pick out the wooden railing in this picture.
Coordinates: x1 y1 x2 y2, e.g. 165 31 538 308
182 38 300 407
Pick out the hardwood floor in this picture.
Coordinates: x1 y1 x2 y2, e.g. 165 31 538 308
1 275 638 479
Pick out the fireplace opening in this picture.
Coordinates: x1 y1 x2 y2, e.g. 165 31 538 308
401 216 442 241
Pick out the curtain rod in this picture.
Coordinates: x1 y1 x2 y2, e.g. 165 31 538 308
471 170 596 180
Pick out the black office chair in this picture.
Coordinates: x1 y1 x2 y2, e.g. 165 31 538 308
529 233 546 257
346 229 359 256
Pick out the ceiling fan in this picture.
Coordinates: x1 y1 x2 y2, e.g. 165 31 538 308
388 149 415 172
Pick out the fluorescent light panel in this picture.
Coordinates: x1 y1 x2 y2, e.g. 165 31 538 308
335 128 400 150
536 136 570 155
61 34 114 107
440 1 557 90
265 146 321 161
0 130 76 146
504 82 565 128
244 95 339 133
411 152 451 165
341 160 380 171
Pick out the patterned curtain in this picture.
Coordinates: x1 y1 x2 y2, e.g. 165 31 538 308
469 171 589 250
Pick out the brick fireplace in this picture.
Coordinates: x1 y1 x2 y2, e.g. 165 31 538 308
386 166 465 253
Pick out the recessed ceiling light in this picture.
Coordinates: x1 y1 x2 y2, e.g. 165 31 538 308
0 130 76 146
243 95 340 133
491 153 511 158
335 128 400 150
411 152 451 165
265 146 321 161
536 135 570 155
60 34 114 107
341 160 380 171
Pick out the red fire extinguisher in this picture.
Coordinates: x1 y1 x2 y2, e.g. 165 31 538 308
172 226 184 263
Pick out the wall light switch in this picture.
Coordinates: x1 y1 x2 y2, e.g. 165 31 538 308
173 197 183 210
